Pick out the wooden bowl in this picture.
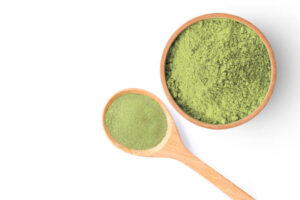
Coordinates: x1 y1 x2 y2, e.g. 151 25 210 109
160 13 276 129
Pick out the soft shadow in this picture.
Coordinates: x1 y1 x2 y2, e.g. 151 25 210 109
243 14 299 132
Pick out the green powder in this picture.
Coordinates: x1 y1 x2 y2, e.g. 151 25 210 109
165 18 271 125
104 93 167 150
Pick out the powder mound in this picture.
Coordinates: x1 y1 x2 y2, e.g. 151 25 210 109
165 18 271 125
105 94 167 150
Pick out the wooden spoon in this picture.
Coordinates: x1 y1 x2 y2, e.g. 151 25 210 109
102 88 254 200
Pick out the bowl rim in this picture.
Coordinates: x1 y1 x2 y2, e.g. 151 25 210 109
160 13 277 129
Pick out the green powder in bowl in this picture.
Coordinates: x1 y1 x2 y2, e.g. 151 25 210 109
164 17 272 125
104 93 167 150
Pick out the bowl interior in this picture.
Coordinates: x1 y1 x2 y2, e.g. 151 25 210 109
160 13 276 129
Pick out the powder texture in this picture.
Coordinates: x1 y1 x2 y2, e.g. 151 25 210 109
165 18 271 125
105 94 167 150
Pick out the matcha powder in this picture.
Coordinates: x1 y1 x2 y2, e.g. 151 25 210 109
165 18 272 125
105 94 167 150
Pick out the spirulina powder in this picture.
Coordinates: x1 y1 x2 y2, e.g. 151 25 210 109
165 18 271 125
105 93 167 150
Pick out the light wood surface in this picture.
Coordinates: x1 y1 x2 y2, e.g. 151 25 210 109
103 88 255 200
160 13 277 129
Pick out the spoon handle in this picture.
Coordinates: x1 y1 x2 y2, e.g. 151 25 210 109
174 148 254 200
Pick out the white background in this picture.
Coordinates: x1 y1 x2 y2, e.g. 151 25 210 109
0 0 299 199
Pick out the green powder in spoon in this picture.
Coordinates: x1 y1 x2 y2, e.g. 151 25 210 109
104 93 167 150
165 18 272 125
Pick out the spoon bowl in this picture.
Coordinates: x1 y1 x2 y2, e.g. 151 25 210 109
103 88 254 200
102 88 174 156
